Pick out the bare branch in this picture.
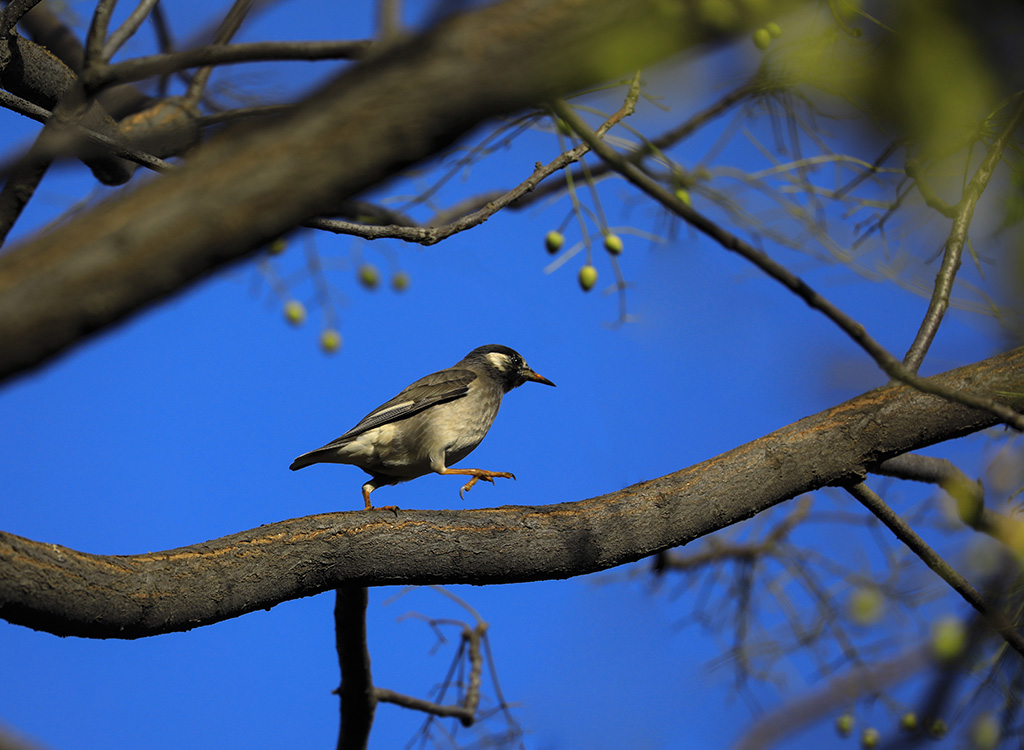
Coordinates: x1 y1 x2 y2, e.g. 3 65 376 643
902 97 1024 374
306 74 642 245
92 39 373 86
551 98 1024 432
102 0 162 62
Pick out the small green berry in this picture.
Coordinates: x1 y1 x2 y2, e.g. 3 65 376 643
674 188 691 205
971 714 999 750
267 238 287 255
283 300 306 326
899 712 918 732
578 264 598 292
836 714 855 737
765 21 782 38
545 230 565 254
931 617 967 662
753 28 772 50
391 271 410 292
320 329 342 353
358 263 380 290
603 233 623 255
929 718 948 739
861 727 880 749
848 585 884 625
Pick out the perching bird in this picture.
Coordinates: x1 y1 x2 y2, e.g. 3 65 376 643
289 344 555 510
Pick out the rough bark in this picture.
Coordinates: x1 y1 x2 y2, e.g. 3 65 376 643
0 0 794 384
2 346 1021 639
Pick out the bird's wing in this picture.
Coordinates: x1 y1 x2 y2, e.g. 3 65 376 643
317 368 478 448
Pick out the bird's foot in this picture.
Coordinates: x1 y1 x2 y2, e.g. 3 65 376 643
458 470 516 500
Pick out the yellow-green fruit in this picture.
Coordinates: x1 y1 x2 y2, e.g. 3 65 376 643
391 272 410 292
836 714 855 737
545 230 565 254
929 719 948 739
931 617 967 661
765 21 782 38
971 714 999 750
674 188 691 205
283 300 306 326
578 264 598 292
320 329 342 353
268 238 287 255
358 263 380 290
848 585 884 625
603 233 623 255
861 728 880 749
900 713 918 732
752 28 771 50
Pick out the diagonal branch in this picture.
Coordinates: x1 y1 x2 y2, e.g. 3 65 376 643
550 99 1024 432
1 346 1022 640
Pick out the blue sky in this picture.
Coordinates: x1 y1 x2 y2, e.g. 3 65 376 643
0 2 1016 749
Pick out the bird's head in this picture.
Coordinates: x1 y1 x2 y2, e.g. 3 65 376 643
463 344 556 392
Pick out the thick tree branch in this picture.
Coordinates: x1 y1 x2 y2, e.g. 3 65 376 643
1 347 1022 640
0 0 795 384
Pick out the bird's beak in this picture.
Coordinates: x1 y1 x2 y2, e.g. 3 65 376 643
525 369 556 387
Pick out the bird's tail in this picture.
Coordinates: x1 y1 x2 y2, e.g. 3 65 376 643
289 453 317 471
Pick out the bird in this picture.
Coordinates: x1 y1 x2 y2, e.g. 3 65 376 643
289 344 555 510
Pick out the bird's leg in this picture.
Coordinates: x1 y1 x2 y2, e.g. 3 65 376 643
438 468 517 500
361 482 398 513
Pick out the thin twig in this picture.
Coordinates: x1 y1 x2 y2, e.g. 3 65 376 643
84 0 117 70
185 0 253 103
306 73 643 245
550 99 1024 433
90 39 372 88
902 97 1024 374
0 90 173 174
846 481 1024 659
375 688 474 724
102 0 162 62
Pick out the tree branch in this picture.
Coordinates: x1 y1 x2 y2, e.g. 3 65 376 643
2 346 1022 640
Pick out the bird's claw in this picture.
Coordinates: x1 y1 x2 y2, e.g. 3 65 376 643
458 471 516 500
